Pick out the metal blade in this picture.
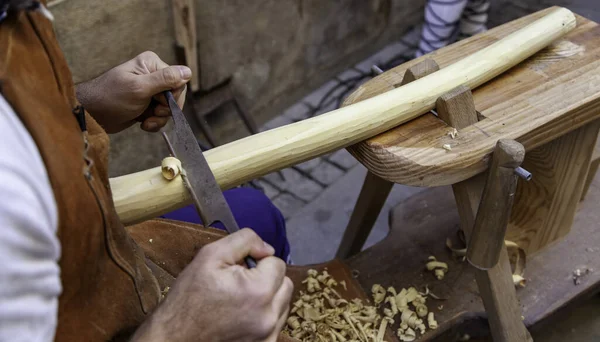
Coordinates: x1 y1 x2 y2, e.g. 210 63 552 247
162 91 240 232
162 91 256 268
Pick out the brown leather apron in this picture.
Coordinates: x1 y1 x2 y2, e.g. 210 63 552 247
0 5 227 341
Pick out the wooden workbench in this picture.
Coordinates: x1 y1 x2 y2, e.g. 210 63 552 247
284 7 600 342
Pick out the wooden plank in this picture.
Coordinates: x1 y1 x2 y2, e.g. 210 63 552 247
336 59 439 260
111 8 577 224
467 140 524 269
171 0 199 92
49 0 177 83
344 9 600 187
506 120 600 254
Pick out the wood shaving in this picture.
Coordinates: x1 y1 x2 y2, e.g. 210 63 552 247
426 256 448 280
284 269 384 342
448 128 458 139
572 267 593 285
427 312 438 329
442 144 452 151
398 327 416 341
161 156 182 180
285 273 439 341
372 284 386 305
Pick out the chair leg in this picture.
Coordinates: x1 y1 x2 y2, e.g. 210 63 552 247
454 177 532 342
336 171 393 259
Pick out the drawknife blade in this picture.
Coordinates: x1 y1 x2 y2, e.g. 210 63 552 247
162 91 256 268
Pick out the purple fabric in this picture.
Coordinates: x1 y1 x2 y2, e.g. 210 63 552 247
161 187 291 262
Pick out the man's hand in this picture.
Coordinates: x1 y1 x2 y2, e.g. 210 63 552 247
132 229 294 342
76 51 191 133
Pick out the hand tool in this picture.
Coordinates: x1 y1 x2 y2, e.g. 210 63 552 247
161 90 257 268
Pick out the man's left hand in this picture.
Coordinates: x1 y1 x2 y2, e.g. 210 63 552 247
76 51 192 133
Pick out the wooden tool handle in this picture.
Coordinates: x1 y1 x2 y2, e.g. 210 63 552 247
467 140 525 269
110 8 575 225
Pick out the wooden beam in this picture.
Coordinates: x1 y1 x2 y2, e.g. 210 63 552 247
171 0 199 92
110 8 576 225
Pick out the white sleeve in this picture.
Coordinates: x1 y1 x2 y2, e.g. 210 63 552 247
0 94 61 342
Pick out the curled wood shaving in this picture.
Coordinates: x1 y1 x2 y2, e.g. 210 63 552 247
446 237 467 260
372 284 386 305
398 327 416 341
340 280 347 291
448 128 459 139
161 156 182 180
506 240 527 288
426 256 449 280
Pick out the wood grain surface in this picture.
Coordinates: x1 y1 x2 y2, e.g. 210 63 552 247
506 120 600 254
345 7 600 187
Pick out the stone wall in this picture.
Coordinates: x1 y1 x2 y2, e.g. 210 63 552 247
49 0 425 176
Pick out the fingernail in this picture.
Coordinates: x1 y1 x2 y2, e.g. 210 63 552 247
178 66 192 80
146 122 158 130
263 241 275 255
157 108 170 116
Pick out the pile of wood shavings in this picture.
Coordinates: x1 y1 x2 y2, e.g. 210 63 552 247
375 285 438 341
283 268 387 341
283 269 439 342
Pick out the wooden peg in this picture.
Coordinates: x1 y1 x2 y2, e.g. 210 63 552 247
467 140 525 269
395 58 440 88
436 85 479 129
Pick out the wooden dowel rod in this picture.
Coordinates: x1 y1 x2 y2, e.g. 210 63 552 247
110 8 576 225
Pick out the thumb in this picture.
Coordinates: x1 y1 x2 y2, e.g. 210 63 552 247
139 65 192 96
205 228 275 266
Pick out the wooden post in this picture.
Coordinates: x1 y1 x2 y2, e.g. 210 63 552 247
467 140 524 269
171 0 199 92
437 85 531 342
336 59 440 259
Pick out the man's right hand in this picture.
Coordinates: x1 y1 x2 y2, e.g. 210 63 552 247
131 229 293 342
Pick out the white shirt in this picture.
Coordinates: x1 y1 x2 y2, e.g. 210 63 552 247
0 94 60 341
